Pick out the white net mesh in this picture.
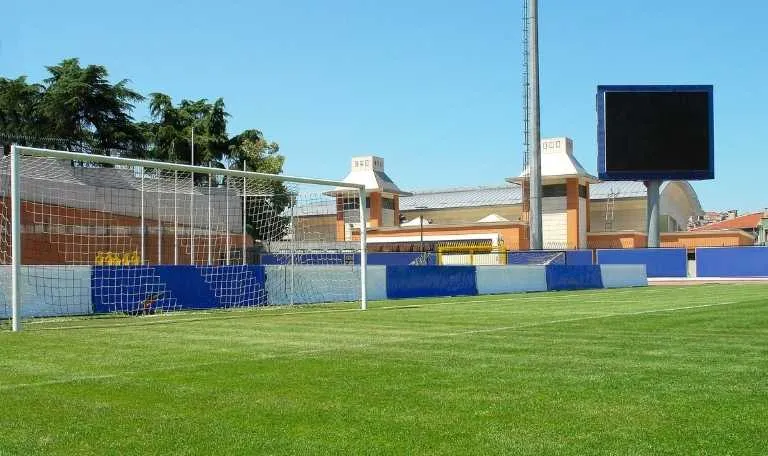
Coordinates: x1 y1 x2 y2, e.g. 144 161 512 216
0 148 365 323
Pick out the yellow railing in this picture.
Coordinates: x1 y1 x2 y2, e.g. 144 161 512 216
436 242 507 265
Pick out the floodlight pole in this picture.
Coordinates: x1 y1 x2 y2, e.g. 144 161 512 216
646 180 661 247
527 0 543 250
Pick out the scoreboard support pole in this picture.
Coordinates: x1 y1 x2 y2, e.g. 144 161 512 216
645 180 661 248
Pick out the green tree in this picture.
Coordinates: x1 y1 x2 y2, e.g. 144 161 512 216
228 129 282 173
145 93 229 167
228 130 290 242
38 58 144 154
0 76 47 150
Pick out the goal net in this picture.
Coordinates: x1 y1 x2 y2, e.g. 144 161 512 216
0 146 368 329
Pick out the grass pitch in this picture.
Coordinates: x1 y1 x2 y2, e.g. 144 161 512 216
1 284 767 455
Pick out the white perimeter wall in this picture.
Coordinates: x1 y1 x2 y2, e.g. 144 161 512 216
264 265 387 305
475 266 548 295
600 265 647 288
0 266 93 318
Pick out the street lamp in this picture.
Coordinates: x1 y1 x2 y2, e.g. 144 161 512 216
415 206 428 252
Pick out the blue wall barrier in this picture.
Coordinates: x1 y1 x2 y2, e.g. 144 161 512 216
565 250 593 265
546 265 604 291
4 262 648 318
386 266 477 299
696 247 768 277
91 265 267 313
596 248 687 278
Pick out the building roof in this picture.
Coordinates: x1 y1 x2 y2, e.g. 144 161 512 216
401 185 522 210
330 156 411 196
508 137 598 184
400 181 676 211
588 181 648 199
692 212 765 231
290 180 701 217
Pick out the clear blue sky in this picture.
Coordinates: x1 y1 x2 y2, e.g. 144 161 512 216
3 0 767 212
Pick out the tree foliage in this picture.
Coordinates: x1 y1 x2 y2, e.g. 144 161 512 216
39 58 145 152
1 58 286 243
228 130 291 241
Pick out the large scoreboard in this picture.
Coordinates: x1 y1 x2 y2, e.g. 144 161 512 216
597 85 714 181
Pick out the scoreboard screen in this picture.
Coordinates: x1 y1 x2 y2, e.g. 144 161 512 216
597 85 714 180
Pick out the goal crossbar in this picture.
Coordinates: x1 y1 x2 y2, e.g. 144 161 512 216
15 146 365 189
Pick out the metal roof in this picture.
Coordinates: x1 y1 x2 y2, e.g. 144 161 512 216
400 186 522 210
400 181 655 211
588 181 648 199
290 181 695 215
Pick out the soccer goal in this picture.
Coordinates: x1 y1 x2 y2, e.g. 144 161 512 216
0 145 369 331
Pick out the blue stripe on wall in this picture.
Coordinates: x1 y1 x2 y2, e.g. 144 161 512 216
596 248 687 278
696 247 768 277
386 266 477 299
92 265 267 313
565 250 593 265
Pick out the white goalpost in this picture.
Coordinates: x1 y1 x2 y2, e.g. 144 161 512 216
0 145 369 331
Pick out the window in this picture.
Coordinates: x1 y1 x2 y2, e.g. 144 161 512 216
342 197 370 210
541 184 567 198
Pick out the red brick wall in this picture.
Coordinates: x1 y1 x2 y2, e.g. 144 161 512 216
2 198 251 265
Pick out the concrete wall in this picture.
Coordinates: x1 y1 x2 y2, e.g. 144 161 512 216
1 264 648 319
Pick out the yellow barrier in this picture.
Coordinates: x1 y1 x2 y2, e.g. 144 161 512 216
95 251 141 266
436 242 507 266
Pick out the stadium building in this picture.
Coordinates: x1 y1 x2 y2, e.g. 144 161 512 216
323 137 754 252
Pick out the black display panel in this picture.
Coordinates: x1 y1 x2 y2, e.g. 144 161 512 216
597 85 714 180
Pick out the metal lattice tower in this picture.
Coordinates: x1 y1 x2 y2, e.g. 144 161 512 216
520 0 531 238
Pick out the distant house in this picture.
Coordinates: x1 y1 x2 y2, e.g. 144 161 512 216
693 211 768 245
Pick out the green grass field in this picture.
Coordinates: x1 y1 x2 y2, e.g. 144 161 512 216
1 284 767 455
